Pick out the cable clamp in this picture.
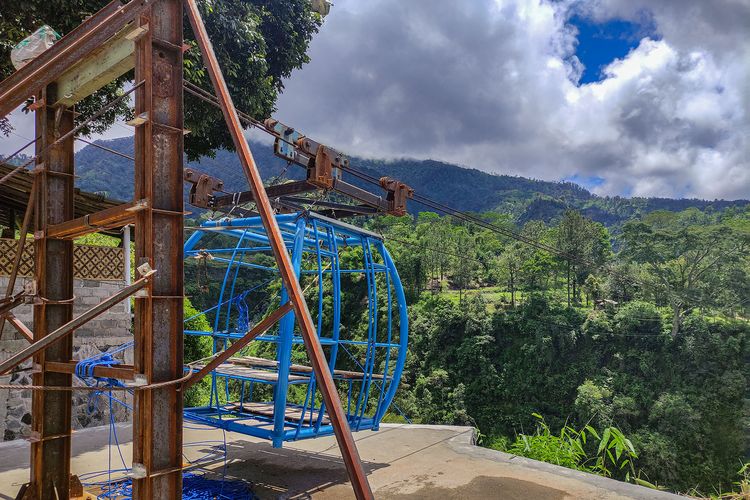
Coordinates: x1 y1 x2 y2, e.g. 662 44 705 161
125 374 148 388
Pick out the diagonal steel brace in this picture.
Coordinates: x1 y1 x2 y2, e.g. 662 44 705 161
0 267 155 375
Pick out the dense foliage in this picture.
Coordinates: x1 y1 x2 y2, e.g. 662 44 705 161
373 207 750 495
0 0 320 158
178 203 749 495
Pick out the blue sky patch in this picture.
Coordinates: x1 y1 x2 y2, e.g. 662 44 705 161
568 12 658 84
565 174 606 191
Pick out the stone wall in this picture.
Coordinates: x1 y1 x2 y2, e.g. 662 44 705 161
0 276 133 441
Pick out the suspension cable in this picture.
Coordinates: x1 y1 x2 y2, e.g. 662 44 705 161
0 81 143 186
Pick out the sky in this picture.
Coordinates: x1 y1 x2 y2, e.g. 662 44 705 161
2 0 749 200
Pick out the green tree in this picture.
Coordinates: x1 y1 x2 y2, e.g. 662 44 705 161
452 225 477 303
498 242 524 306
556 210 611 307
622 220 749 336
0 0 321 158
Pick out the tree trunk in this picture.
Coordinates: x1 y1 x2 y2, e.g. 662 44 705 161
671 304 682 338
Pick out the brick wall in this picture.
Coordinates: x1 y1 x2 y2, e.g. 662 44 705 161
0 276 133 441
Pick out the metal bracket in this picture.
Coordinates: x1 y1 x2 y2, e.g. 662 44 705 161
184 168 224 208
26 98 46 112
136 262 155 278
265 118 304 164
380 177 414 216
125 112 149 126
308 144 346 189
23 280 37 301
127 463 147 479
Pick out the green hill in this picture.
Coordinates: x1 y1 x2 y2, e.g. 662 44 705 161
74 137 749 226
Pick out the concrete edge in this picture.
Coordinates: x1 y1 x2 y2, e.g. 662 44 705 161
383 424 684 499
0 422 687 500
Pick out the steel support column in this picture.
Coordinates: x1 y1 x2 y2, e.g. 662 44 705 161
131 0 184 497
185 1 373 497
30 85 75 499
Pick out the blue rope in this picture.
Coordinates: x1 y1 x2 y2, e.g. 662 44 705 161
87 472 255 499
73 341 254 498
75 341 134 386
234 290 251 333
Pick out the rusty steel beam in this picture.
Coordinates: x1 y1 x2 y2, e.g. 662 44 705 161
185 302 292 390
209 180 317 208
184 2 373 498
0 0 157 119
45 361 135 381
131 1 184 497
5 314 33 343
0 271 154 376
28 84 75 500
0 177 37 338
46 199 147 239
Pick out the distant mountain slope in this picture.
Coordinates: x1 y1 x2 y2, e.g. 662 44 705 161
74 137 749 227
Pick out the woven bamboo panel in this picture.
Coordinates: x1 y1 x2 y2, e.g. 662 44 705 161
0 239 124 281
0 239 33 277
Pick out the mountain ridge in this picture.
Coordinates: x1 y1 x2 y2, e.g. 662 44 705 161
73 137 750 227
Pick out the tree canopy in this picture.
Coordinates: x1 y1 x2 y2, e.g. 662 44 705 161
0 0 321 159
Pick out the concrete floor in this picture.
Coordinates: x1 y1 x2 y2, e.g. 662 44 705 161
0 423 682 499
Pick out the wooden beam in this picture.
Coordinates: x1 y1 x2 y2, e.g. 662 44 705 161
46 199 147 239
45 361 135 381
0 0 156 119
54 23 147 107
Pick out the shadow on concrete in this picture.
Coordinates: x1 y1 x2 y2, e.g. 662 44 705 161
217 438 388 499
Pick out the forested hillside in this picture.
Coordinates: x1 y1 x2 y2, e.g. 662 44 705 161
77 137 749 495
73 137 749 229
367 208 750 495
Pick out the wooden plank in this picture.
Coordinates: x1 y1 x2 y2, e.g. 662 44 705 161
54 24 145 107
224 401 331 425
184 303 291 390
232 355 385 380
194 363 309 383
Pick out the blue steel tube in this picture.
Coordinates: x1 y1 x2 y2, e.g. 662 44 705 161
375 246 409 423
271 216 307 447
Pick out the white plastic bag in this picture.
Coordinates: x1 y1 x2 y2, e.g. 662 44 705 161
310 0 332 17
10 25 60 70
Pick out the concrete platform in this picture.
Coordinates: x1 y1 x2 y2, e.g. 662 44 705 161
0 423 682 499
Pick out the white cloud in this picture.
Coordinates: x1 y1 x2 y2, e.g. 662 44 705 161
2 0 746 200
272 0 750 199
